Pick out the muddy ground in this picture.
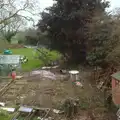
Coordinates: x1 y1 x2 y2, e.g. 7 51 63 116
0 68 117 120
17 68 92 107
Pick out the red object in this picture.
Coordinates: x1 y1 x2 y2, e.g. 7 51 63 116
111 72 120 105
11 71 16 80
112 78 117 90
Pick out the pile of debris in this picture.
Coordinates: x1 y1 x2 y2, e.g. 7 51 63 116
0 102 53 120
92 66 117 91
29 68 70 81
31 70 56 80
0 101 74 120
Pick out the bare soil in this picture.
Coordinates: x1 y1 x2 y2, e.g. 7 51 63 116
0 68 117 120
8 44 24 49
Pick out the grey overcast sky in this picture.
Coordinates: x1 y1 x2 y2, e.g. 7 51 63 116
109 0 120 9
39 0 120 11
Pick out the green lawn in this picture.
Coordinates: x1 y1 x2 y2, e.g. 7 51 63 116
0 111 14 120
10 48 60 71
0 115 12 120
11 48 41 71
0 116 9 120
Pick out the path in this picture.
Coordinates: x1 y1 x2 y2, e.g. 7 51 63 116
0 78 27 104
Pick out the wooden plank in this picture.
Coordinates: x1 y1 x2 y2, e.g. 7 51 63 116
0 80 13 95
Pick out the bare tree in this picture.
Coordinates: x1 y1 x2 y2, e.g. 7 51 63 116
0 0 40 42
0 17 27 43
0 0 38 25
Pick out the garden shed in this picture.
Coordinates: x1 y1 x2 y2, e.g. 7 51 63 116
111 71 120 107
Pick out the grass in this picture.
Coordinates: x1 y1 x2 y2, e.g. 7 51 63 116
11 48 41 71
10 48 61 71
0 116 11 120
0 113 17 120
0 110 14 120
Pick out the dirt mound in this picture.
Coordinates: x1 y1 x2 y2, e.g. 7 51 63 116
8 44 24 49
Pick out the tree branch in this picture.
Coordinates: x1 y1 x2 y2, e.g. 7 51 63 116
18 15 35 25
0 1 29 25
0 24 6 31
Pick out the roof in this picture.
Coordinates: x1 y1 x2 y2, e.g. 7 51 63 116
0 55 21 64
111 71 120 81
19 106 33 113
